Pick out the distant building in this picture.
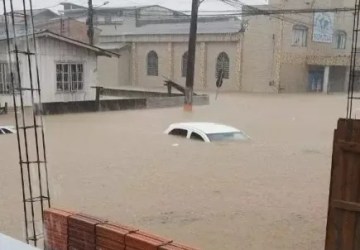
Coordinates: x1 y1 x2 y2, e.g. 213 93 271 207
0 30 115 107
97 18 243 92
36 17 101 44
62 3 244 91
0 8 59 32
241 0 354 93
60 1 353 93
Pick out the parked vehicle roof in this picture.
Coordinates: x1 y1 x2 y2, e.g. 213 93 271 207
169 122 240 134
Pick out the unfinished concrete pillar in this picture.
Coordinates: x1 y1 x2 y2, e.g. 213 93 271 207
199 42 207 89
167 42 174 80
131 42 138 86
323 65 330 93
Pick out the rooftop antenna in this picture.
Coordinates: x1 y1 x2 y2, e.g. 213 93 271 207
2 0 51 247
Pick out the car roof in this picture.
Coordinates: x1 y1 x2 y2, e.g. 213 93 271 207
169 122 240 134
0 126 15 129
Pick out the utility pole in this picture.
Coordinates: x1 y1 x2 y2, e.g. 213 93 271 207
87 0 94 45
184 0 199 112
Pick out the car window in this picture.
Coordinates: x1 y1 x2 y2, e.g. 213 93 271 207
190 132 205 141
2 129 12 134
169 128 188 137
207 132 249 142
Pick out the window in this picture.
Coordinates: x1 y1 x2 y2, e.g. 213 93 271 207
104 15 112 24
182 51 188 77
216 52 230 79
207 132 249 142
292 25 308 47
0 63 18 94
190 132 204 141
147 51 158 76
1 128 13 134
169 129 188 137
56 63 84 92
334 31 346 49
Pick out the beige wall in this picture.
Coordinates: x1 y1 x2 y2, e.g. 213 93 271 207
98 56 119 87
135 42 170 88
97 49 131 87
118 49 131 86
241 15 279 93
132 39 240 91
242 0 353 93
206 42 239 91
172 43 202 89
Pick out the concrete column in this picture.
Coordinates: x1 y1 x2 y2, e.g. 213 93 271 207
274 0 284 92
344 67 350 93
199 42 207 89
131 42 138 86
167 42 174 80
236 34 243 90
323 66 330 93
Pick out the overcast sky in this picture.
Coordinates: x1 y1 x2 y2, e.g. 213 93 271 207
4 0 268 13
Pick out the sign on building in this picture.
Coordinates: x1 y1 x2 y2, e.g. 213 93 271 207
313 12 335 43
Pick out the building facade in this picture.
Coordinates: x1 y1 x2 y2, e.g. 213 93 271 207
60 1 355 93
242 0 354 93
35 17 101 44
61 3 244 91
0 31 114 107
97 20 243 92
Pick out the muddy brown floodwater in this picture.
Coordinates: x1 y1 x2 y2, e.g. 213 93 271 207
0 93 347 249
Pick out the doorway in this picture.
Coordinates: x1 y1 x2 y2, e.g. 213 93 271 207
308 67 324 92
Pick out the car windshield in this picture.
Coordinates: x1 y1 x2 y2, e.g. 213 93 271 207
207 131 249 142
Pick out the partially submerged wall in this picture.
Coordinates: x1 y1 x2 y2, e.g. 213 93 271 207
44 208 198 250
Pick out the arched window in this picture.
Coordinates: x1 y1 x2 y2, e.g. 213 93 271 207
334 30 347 49
216 52 230 79
182 51 188 77
292 25 308 47
147 51 158 76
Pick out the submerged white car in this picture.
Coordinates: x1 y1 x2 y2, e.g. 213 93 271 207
0 126 16 135
165 122 249 142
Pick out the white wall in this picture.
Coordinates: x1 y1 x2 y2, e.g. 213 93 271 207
0 37 98 107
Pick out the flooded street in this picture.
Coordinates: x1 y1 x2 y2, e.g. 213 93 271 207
0 93 346 249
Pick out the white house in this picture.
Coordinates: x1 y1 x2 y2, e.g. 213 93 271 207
0 30 116 107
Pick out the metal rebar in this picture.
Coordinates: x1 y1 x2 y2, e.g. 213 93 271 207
2 0 30 244
8 0 38 245
21 0 45 232
29 0 51 208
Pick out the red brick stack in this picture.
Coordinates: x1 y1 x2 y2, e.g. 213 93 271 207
96 223 137 250
68 214 105 250
44 208 199 250
44 208 74 250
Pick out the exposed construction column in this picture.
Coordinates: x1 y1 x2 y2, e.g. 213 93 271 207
236 34 243 90
274 0 285 92
199 42 207 89
131 42 138 85
344 67 350 92
323 65 330 93
167 42 174 80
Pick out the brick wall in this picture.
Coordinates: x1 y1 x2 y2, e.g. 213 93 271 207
44 208 198 250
